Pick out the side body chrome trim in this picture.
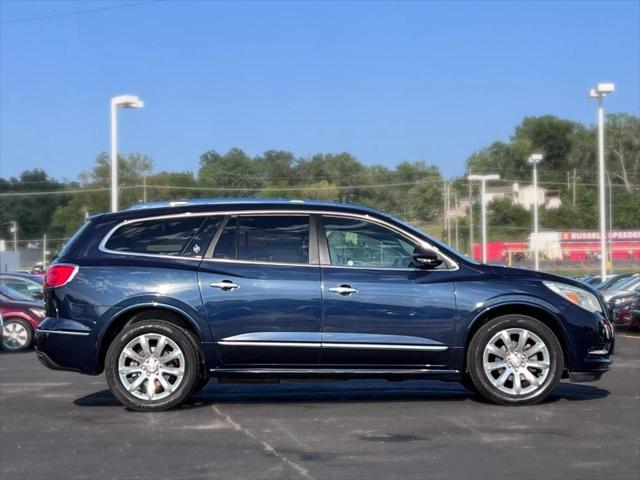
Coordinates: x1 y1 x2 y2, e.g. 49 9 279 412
218 341 321 348
322 343 448 351
35 329 90 337
97 208 459 271
217 340 448 351
212 367 460 375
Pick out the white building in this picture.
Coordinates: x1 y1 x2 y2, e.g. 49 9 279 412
447 182 561 219
485 182 561 211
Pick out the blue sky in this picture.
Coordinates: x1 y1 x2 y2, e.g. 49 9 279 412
1 0 638 182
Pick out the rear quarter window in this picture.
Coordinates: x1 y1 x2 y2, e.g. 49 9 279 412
104 216 210 256
57 221 92 258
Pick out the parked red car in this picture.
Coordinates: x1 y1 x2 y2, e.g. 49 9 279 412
608 292 640 330
0 285 45 351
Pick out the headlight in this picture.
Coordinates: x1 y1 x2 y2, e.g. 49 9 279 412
543 281 602 314
29 308 46 319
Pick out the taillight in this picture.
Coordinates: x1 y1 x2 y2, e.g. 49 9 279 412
44 264 79 288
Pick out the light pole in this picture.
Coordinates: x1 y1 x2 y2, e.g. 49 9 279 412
10 220 17 251
468 174 500 264
606 170 613 272
588 83 615 281
111 95 144 212
528 153 543 271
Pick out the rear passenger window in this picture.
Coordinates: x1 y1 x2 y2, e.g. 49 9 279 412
105 216 212 256
214 216 310 264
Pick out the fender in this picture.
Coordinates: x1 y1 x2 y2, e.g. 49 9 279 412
456 293 575 366
1 310 40 331
97 295 211 344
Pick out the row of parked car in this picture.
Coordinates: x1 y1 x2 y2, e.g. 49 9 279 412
0 273 46 351
575 273 640 330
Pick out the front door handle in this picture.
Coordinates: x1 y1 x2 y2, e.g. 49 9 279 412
210 280 240 291
328 285 358 296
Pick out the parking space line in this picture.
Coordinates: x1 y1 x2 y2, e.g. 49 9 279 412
211 405 316 480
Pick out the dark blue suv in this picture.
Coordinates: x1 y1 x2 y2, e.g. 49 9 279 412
35 199 614 411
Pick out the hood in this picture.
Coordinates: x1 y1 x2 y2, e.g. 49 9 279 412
486 265 590 289
602 289 635 302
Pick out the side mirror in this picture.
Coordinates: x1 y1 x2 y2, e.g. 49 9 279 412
412 247 444 269
31 291 44 301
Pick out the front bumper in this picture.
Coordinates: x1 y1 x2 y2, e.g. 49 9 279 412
34 317 99 375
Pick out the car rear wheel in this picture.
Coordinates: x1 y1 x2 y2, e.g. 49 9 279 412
1 318 33 352
105 320 199 411
467 315 563 405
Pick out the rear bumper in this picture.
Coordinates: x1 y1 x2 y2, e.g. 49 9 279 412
36 350 81 373
34 317 99 375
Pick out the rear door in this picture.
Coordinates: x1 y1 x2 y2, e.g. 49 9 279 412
198 214 323 367
318 215 456 368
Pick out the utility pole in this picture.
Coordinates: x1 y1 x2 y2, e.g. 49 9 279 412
468 174 500 264
528 153 544 271
143 175 148 203
10 221 17 252
443 181 448 241
110 95 144 212
42 233 47 269
589 82 615 281
448 184 452 244
454 194 459 251
572 168 577 206
468 179 474 258
607 171 613 273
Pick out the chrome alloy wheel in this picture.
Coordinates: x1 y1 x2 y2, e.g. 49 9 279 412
117 333 185 401
2 321 29 350
482 328 551 397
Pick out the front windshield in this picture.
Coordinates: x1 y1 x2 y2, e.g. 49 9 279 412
614 276 640 291
597 275 627 290
384 213 477 264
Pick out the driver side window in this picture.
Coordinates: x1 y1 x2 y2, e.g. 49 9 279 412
322 216 419 269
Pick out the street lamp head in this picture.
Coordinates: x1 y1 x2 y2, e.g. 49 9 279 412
588 83 615 98
468 174 500 181
528 153 543 164
596 83 615 95
112 94 144 109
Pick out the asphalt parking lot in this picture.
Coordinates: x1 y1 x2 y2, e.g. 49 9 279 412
1 334 639 480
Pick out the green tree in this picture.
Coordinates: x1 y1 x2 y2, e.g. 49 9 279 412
0 169 69 242
487 197 531 240
198 148 263 195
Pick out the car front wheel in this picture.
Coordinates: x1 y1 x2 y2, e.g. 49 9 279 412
105 320 199 411
467 315 563 405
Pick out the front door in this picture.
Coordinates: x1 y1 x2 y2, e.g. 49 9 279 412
318 215 456 368
198 214 323 367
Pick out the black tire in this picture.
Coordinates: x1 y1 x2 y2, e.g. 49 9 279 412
191 375 210 397
105 320 199 411
1 318 33 352
467 314 563 405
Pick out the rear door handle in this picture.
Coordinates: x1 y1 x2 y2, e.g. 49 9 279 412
210 280 240 291
328 285 358 296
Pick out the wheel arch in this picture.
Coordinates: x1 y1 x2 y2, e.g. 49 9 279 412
96 304 204 374
2 312 38 331
462 302 572 374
